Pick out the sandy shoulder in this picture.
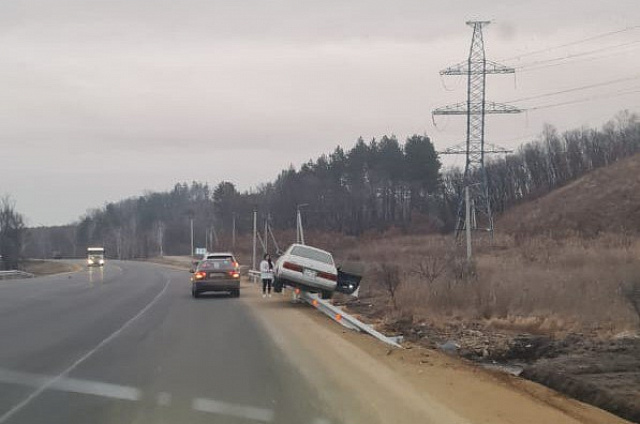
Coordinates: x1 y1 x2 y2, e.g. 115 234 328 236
240 280 630 424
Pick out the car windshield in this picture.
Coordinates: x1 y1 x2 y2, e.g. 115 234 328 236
290 246 333 265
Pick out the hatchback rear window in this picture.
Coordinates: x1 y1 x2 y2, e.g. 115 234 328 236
206 255 234 261
290 246 333 265
198 259 234 270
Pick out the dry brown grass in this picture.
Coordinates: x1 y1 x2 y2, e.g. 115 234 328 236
204 225 640 335
340 232 640 335
21 259 80 276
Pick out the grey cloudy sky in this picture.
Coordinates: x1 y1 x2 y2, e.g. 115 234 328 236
1 0 639 225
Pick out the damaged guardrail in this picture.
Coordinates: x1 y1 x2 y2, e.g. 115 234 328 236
249 270 402 349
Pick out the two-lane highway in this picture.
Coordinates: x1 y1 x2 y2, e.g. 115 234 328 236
0 261 336 424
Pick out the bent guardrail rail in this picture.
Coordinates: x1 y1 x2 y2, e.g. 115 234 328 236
249 270 402 349
0 270 35 280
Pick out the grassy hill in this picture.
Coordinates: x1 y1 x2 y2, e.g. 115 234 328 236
498 153 640 237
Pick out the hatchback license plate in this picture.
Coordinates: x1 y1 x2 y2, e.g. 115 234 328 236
303 269 316 278
209 273 225 278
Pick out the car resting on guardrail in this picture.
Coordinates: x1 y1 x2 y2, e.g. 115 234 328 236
273 243 361 299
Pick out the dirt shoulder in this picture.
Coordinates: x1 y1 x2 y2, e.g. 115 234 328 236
143 255 194 269
240 281 629 424
21 259 81 276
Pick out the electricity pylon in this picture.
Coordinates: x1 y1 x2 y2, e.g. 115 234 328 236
433 21 521 243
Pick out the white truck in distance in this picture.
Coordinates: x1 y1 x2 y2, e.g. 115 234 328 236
87 247 105 267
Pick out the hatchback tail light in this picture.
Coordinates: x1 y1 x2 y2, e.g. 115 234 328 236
194 271 207 280
228 271 240 278
283 261 303 272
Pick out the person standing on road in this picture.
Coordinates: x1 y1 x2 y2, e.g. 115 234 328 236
260 253 274 298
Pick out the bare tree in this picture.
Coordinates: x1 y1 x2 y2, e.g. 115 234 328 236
377 263 402 309
411 255 450 285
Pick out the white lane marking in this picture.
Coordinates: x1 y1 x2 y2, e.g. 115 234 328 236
0 368 278 423
156 392 172 406
53 377 140 401
192 398 275 423
0 368 140 401
0 276 171 423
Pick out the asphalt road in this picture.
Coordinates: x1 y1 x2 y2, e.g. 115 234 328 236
0 261 337 424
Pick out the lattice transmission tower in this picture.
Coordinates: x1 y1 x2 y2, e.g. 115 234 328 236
433 21 521 240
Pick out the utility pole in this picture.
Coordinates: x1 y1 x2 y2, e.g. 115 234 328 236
232 213 236 249
433 21 521 244
465 186 472 261
190 217 194 257
211 225 219 248
264 213 269 254
296 204 308 245
252 209 257 271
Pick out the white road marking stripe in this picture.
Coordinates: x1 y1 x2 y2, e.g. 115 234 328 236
0 368 140 401
0 276 171 423
192 398 275 422
0 368 279 423
156 391 172 406
53 377 140 401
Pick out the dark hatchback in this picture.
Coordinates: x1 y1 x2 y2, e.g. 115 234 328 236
191 257 240 298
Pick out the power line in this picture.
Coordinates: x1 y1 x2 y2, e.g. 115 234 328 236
506 74 640 103
518 45 638 73
527 87 640 111
500 24 640 62
515 39 640 69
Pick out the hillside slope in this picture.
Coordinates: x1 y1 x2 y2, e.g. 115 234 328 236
499 153 640 237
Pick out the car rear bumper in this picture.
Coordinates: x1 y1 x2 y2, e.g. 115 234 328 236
193 280 240 292
276 269 336 291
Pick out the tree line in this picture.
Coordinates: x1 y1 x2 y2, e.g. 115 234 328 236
18 110 640 260
0 197 25 270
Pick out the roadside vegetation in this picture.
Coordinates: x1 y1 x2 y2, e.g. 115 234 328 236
21 259 79 276
0 196 26 270
344 233 640 334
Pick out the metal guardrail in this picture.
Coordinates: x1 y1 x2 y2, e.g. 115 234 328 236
0 270 35 280
249 270 402 349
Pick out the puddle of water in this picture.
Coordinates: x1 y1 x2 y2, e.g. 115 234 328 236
478 362 524 376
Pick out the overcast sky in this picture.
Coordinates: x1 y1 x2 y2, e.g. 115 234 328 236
1 0 639 225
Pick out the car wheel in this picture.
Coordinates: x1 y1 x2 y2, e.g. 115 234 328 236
232 289 240 297
192 287 199 298
321 290 332 300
